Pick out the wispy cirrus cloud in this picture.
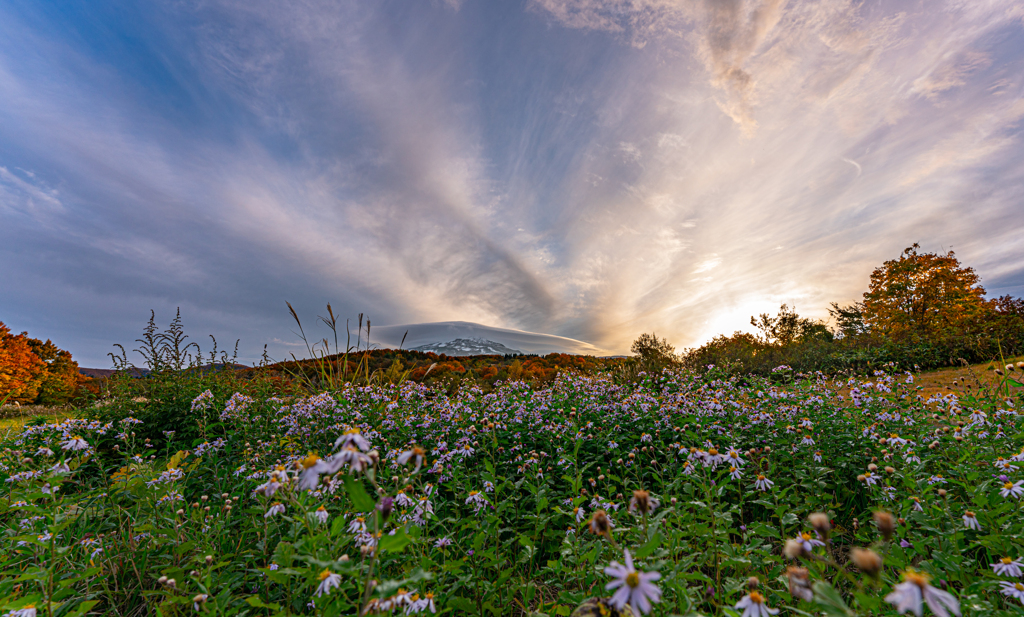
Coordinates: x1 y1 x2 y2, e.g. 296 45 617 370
0 0 1022 365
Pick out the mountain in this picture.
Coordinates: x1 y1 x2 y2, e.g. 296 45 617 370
409 337 523 356
371 321 610 356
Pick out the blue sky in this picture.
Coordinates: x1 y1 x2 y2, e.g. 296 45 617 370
2 0 1023 366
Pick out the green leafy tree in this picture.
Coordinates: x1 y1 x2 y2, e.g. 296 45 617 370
631 333 677 372
751 304 831 346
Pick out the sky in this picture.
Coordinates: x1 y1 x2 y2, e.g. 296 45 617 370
1 0 1023 367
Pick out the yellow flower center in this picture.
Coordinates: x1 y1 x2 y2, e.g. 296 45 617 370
1005 482 1014 490
316 506 326 512
800 532 812 541
903 569 930 588
625 572 640 588
318 569 332 581
300 454 320 469
749 592 764 604
708 448 719 456
758 475 766 480
1016 583 1024 592
469 491 479 496
1002 557 1013 564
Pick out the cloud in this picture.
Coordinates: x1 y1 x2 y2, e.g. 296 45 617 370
0 0 1023 366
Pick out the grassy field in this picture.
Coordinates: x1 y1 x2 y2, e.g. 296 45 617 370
0 360 1022 617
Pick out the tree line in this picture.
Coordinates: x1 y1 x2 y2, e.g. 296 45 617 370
634 244 1024 375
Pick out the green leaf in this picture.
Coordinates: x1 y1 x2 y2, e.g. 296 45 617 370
272 541 295 568
343 474 376 512
331 515 347 538
448 596 477 613
246 597 282 610
379 527 412 553
634 531 663 559
812 581 854 617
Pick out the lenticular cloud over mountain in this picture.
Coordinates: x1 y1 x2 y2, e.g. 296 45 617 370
1 0 1023 366
374 322 610 357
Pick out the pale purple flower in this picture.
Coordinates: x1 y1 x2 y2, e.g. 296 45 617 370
885 570 960 617
992 557 1024 577
604 549 661 615
735 592 779 617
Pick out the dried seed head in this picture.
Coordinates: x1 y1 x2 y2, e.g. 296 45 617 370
808 512 831 538
784 539 806 560
589 510 611 536
868 463 878 471
937 489 947 497
885 466 895 474
851 548 883 576
630 490 652 515
787 567 812 598
873 511 895 541
747 576 760 590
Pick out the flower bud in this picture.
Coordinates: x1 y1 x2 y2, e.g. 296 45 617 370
157 576 168 585
205 555 213 565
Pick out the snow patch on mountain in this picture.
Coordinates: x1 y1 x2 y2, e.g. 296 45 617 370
409 338 523 356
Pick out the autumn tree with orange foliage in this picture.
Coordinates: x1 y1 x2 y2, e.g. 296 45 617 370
861 244 990 341
0 322 47 404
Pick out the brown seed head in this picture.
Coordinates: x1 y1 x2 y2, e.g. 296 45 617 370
808 512 831 538
589 510 611 536
851 548 883 576
873 511 895 541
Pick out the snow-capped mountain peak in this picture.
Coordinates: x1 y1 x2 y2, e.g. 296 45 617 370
409 337 523 356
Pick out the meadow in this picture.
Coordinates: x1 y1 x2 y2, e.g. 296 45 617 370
1 357 1023 617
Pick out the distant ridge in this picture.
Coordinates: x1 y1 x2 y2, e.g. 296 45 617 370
409 338 523 356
